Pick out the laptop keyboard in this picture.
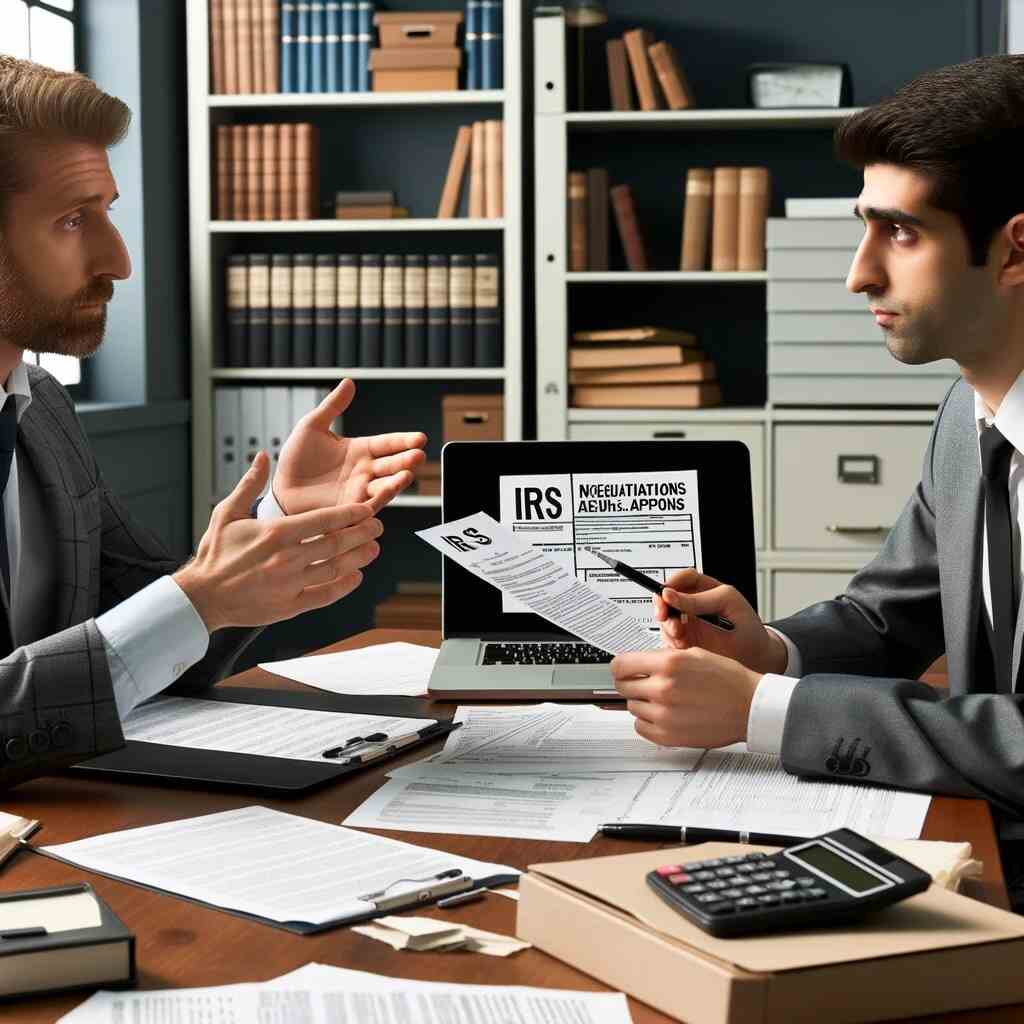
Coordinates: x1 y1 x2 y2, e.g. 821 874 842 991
481 642 614 666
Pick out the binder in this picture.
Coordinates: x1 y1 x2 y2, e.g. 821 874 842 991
240 388 268 496
214 386 243 500
309 0 326 92
480 0 502 89
341 1 357 92
296 0 311 92
325 0 341 92
465 0 481 89
263 386 291 482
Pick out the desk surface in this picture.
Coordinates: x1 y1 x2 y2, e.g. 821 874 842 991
1 629 1016 1024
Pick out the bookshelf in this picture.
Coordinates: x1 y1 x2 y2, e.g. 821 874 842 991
185 0 522 543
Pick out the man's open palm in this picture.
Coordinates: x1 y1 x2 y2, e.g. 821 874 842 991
273 380 427 515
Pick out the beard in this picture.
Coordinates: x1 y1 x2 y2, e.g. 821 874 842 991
0 252 112 359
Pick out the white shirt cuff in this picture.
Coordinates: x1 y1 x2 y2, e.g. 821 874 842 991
257 488 286 521
746 674 800 755
765 625 802 677
95 575 210 719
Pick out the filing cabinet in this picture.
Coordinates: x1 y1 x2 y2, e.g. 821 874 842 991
772 570 856 620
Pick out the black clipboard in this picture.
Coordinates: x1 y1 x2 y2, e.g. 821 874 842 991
71 686 458 795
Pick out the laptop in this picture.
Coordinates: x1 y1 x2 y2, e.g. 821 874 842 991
427 440 757 699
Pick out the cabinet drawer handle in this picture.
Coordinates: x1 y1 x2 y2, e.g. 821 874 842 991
652 431 687 439
825 524 891 534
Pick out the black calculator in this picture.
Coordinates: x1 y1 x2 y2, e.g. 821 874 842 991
646 828 931 938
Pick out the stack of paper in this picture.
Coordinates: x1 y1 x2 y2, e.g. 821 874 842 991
352 915 531 956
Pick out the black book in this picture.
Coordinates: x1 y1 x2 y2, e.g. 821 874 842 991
358 253 382 367
247 254 270 366
226 254 248 367
337 254 359 366
314 253 337 367
382 254 404 368
426 254 449 367
403 254 427 367
473 252 502 367
292 253 315 367
449 254 474 367
269 253 293 367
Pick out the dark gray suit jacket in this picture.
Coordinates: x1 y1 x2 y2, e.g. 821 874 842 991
0 365 258 787
772 377 1024 823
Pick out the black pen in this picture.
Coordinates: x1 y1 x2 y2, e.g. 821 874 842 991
599 824 803 846
590 550 734 632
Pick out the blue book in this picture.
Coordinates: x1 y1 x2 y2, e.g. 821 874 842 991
356 1 374 92
310 2 326 93
281 1 298 93
480 0 502 89
296 1 311 93
325 1 341 92
465 0 481 90
341 2 357 92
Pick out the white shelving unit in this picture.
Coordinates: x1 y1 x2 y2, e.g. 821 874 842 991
186 0 522 541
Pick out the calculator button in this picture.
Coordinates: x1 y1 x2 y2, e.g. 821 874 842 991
722 855 748 864
701 858 725 867
771 869 791 880
736 864 759 874
656 865 683 877
774 880 797 890
805 888 829 900
696 893 722 904
707 880 730 891
667 874 691 885
750 872 773 883
756 894 780 906
736 897 758 909
687 861 708 871
681 884 707 895
722 888 745 899
714 866 737 876
744 885 767 895
780 891 804 904
795 877 816 888
746 853 767 860
705 901 735 915
692 871 717 881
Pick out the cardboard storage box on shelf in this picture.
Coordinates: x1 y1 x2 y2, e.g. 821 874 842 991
370 47 461 92
415 460 442 496
375 11 462 49
517 842 1024 1024
442 393 503 443
374 582 441 630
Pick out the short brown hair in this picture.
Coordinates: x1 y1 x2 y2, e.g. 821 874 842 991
0 56 130 216
835 55 1024 266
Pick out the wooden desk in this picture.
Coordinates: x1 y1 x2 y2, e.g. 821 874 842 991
1 629 1015 1024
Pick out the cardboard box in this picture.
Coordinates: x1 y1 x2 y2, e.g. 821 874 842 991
370 48 461 91
415 460 442 496
442 394 504 443
375 11 463 49
517 843 1024 1024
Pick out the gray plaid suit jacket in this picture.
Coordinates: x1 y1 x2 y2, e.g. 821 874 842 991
772 377 1024 825
0 365 259 787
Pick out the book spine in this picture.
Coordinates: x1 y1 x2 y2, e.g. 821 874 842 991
480 0 502 89
567 171 588 272
403 254 427 367
469 120 485 217
449 254 474 367
680 167 712 271
473 253 501 367
247 254 271 365
278 123 296 219
314 253 337 366
382 254 405 368
292 252 315 365
270 252 293 366
341 2 357 92
231 124 246 220
226 254 249 367
252 0 267 93
325 0 341 92
426 254 449 367
648 41 692 111
296 1 311 92
309 1 326 92
281 1 297 93
610 183 649 271
245 123 262 220
358 253 382 366
215 125 231 220
210 0 227 94
606 38 634 112
356 1 373 92
437 124 472 218
586 167 609 272
294 122 317 219
711 166 740 271
623 28 662 111
260 123 278 220
336 253 359 364
484 119 503 218
224 0 240 94
737 166 771 271
236 0 254 93
465 0 480 90
264 0 280 92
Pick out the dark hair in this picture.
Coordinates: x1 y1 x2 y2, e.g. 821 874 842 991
835 54 1024 266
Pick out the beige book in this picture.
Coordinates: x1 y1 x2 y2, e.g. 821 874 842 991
223 0 239 94
209 0 226 94
569 344 694 369
250 0 266 93
469 121 486 218
230 124 246 220
737 166 771 271
260 123 278 220
437 124 472 218
567 172 588 273
572 326 697 345
569 358 713 386
647 41 695 110
711 166 740 271
622 28 663 111
235 0 254 93
484 119 503 218
244 123 261 221
263 0 280 92
278 123 295 220
679 167 712 271
571 382 722 409
294 122 318 219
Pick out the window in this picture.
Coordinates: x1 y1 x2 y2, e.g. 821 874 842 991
1 0 82 387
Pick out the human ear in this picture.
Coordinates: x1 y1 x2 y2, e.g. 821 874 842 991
996 213 1024 286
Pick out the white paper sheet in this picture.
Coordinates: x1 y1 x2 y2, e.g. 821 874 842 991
0 889 102 934
42 806 516 926
121 696 434 763
259 642 438 697
417 511 660 654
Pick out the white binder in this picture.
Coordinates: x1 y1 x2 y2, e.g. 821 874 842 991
213 387 242 501
240 388 267 498
263 386 292 483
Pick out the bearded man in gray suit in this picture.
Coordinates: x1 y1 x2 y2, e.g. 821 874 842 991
610 55 1024 899
0 57 426 786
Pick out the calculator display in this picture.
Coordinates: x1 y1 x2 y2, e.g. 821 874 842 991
787 842 888 894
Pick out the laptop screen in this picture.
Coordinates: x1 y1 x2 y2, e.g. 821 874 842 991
440 440 757 640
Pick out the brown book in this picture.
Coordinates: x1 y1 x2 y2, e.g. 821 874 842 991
586 167 609 272
711 166 740 271
230 124 246 220
244 123 261 220
294 122 318 219
260 123 277 219
567 172 588 272
263 0 280 92
623 29 663 111
606 38 634 111
210 0 226 94
573 326 697 344
437 124 472 218
571 382 722 409
738 166 771 271
215 124 232 220
484 119 503 218
647 41 695 110
251 0 266 93
223 0 239 94
570 359 715 386
278 123 295 219
680 167 712 271
610 184 650 271
569 344 693 369
235 0 254 93
469 121 485 218
335 205 409 219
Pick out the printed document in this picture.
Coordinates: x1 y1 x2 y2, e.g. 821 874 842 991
122 696 434 763
259 641 437 697
499 469 702 626
417 511 659 653
41 805 516 926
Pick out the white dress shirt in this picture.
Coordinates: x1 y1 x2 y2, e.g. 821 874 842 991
747 371 1024 754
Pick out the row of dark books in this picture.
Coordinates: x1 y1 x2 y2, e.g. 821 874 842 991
224 252 502 368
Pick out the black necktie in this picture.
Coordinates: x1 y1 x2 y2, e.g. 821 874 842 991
980 424 1017 693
